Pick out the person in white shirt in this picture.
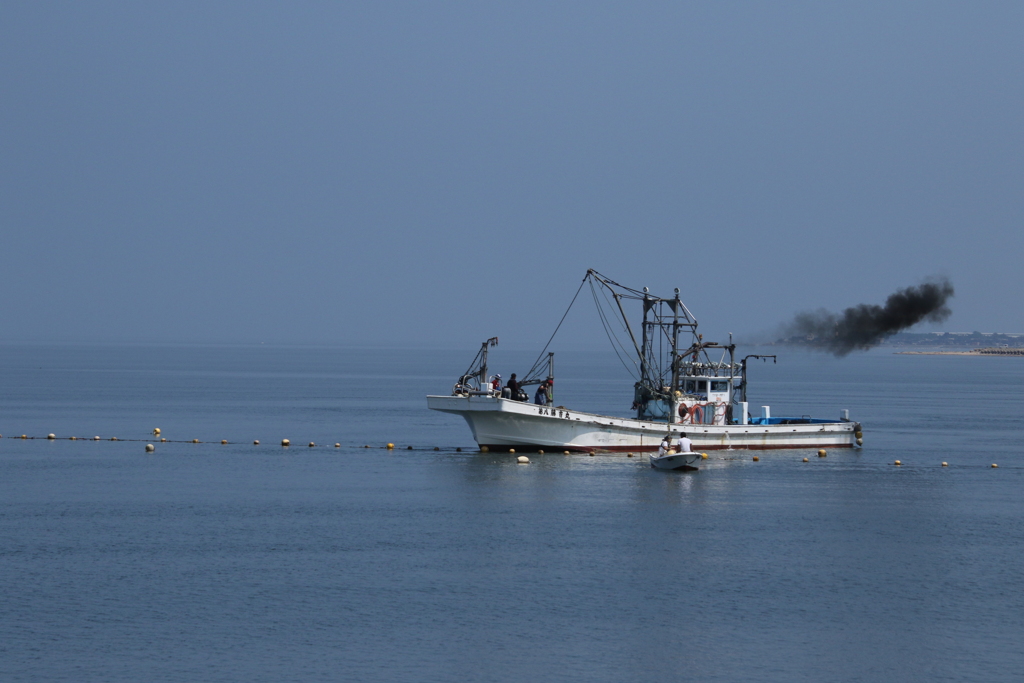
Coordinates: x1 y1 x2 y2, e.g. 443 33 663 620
677 432 693 453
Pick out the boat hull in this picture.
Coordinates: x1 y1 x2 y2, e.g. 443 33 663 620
649 452 702 470
427 395 858 452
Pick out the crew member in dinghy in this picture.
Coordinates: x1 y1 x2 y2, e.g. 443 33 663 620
677 432 692 453
658 434 676 457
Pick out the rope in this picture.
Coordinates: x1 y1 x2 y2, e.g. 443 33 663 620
523 275 587 382
589 279 641 379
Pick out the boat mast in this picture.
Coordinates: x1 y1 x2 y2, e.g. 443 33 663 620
671 288 681 394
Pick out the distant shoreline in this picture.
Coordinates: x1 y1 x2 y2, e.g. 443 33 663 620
896 348 1024 356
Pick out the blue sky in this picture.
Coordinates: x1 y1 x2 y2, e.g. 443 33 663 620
2 2 1021 349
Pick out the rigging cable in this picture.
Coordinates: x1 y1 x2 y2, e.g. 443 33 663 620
590 279 640 380
595 280 642 370
523 275 588 382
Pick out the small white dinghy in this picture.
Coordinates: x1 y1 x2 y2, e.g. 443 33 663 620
649 450 701 471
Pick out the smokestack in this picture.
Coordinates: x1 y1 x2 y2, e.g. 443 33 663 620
783 277 955 356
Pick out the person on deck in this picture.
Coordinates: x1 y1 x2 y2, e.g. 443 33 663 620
505 374 520 401
534 381 550 405
491 374 502 393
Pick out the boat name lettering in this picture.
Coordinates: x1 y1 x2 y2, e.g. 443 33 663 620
537 407 570 419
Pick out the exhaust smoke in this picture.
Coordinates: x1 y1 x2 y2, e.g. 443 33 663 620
784 277 955 356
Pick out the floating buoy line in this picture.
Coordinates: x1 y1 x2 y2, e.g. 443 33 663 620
0 433 1007 468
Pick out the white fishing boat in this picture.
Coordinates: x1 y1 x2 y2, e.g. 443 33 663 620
427 270 862 458
649 443 702 471
649 452 702 470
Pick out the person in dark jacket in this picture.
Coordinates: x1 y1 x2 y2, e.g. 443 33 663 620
505 374 520 401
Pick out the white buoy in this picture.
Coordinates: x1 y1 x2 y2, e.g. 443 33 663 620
281 439 290 446
254 440 260 445
517 455 529 464
335 443 340 448
47 433 55 440
145 444 155 453
93 436 100 440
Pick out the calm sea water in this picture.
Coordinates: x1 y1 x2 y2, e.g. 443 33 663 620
1 343 1022 682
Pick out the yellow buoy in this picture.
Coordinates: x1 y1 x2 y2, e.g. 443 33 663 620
70 436 77 441
538 449 544 454
160 438 166 442
992 463 999 468
855 431 863 439
627 452 633 457
154 428 161 435
309 442 315 447
335 443 341 448
517 455 529 464
563 450 570 455
752 456 759 461
941 462 948 467
818 449 827 457
21 435 27 439
701 453 708 459
509 448 515 454
193 439 200 443
281 439 290 446
386 443 394 450
145 444 155 453
480 446 489 453
894 460 902 466
254 440 260 445
110 437 118 441
433 446 439 451
221 440 228 445
589 452 595 457
803 457 809 462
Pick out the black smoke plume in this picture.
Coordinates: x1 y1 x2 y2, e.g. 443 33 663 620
783 277 955 356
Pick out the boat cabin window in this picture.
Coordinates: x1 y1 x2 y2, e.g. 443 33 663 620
684 380 706 394
710 381 729 393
